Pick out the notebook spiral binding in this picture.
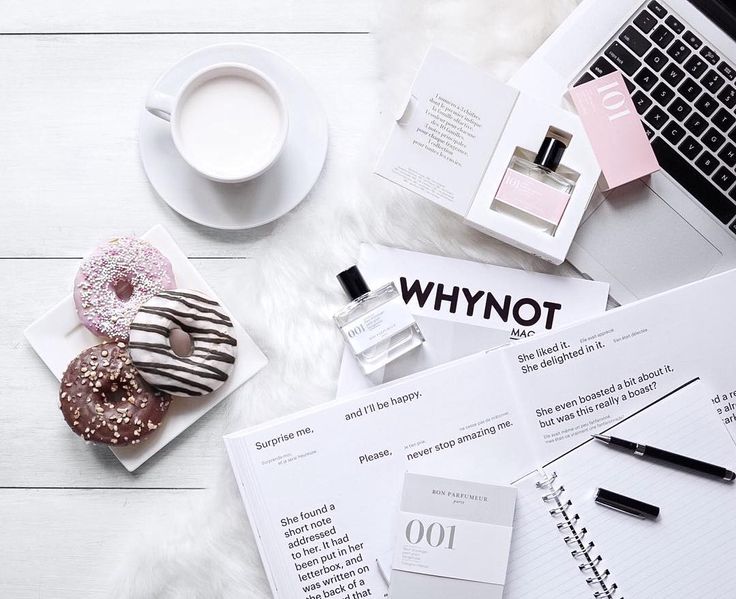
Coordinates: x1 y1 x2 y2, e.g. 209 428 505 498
536 471 622 599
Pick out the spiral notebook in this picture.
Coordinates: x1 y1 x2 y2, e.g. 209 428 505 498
505 379 736 598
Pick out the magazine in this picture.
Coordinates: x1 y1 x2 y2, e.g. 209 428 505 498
337 244 609 395
226 269 736 599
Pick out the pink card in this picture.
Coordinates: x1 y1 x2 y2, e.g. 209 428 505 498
570 72 659 190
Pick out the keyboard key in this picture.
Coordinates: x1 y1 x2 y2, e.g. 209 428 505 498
632 90 653 114
643 123 656 140
700 46 720 65
678 77 702 101
634 67 658 90
718 62 736 81
667 97 692 121
712 108 736 132
684 111 708 136
650 24 675 49
648 1 667 18
702 70 725 93
679 135 704 160
664 15 685 34
634 9 658 34
666 41 691 64
662 120 686 144
719 142 736 167
695 93 717 117
620 25 652 57
685 55 708 77
645 48 667 72
718 84 736 109
685 56 708 78
714 167 736 192
652 137 736 224
575 72 595 87
645 105 669 129
661 64 685 86
590 56 616 78
683 30 703 50
605 42 642 76
729 126 736 143
696 151 718 175
703 127 726 152
623 75 635 93
652 82 675 106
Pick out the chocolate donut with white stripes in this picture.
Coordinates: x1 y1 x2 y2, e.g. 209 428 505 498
128 289 238 397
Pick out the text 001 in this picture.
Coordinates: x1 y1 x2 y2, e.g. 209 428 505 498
405 519 456 549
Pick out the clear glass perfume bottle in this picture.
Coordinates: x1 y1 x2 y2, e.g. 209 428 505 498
334 266 425 375
492 135 576 235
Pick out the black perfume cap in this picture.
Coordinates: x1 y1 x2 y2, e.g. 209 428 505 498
337 266 370 300
534 136 567 171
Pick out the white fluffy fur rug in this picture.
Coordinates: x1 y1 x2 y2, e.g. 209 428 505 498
112 1 578 596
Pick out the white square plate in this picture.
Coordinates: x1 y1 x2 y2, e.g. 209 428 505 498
24 225 268 471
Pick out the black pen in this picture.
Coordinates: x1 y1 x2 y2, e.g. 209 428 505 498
591 434 736 482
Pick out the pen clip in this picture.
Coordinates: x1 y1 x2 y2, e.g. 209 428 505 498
594 496 645 519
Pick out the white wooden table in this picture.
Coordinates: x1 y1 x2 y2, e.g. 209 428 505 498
0 3 376 596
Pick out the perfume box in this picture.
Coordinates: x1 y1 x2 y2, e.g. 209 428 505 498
569 71 659 190
376 46 600 265
389 473 517 599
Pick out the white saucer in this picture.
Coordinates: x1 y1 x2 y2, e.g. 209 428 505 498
139 44 328 230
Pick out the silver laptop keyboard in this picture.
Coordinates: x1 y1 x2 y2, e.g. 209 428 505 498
574 0 736 234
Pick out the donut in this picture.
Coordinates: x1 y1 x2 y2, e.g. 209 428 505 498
128 289 238 397
74 237 176 340
59 342 171 445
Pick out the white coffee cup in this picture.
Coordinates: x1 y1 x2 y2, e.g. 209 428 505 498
146 63 289 183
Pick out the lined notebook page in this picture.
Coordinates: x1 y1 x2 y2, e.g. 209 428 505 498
550 380 736 598
504 472 593 598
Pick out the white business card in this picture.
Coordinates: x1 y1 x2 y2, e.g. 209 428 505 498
389 473 516 599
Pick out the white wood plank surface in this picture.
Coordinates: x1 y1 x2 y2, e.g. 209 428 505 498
0 488 205 598
0 33 378 257
0 0 376 595
1 258 261 488
0 1 593 595
3 0 372 33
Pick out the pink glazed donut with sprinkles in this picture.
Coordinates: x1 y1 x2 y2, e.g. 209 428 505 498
74 237 176 340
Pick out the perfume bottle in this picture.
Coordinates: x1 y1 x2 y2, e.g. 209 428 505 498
334 266 425 374
492 135 576 235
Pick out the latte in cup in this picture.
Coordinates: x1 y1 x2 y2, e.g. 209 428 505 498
146 63 289 183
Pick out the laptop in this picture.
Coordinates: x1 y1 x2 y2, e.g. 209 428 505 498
511 0 736 303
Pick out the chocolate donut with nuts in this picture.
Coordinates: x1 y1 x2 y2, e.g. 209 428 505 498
59 341 171 445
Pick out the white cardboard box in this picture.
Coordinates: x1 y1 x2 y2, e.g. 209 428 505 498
389 473 516 599
376 47 600 264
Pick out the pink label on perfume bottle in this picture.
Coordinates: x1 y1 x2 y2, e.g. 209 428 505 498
494 169 571 226
570 71 659 189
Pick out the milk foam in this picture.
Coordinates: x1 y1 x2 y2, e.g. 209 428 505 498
178 75 282 178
